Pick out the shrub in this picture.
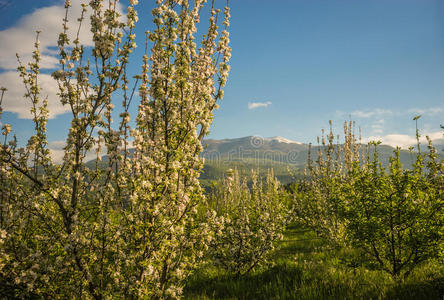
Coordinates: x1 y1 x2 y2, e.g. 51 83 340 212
207 169 289 275
344 142 442 277
292 120 359 245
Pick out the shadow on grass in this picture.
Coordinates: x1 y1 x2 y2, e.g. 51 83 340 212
184 224 444 300
184 261 444 300
184 263 304 300
385 276 444 300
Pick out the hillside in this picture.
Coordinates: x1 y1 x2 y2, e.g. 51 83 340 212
203 134 435 162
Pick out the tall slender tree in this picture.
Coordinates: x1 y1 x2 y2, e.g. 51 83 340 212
0 0 231 298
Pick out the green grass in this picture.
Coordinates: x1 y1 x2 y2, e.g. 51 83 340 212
183 224 444 299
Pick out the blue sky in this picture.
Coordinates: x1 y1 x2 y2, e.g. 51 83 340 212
0 0 443 152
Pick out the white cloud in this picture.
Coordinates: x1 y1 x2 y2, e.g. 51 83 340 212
371 119 385 134
350 108 393 119
0 1 125 119
338 106 444 120
363 131 443 149
335 107 443 141
0 1 95 70
407 107 444 116
248 101 272 110
0 71 69 118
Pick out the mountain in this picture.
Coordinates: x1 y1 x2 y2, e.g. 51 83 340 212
202 136 308 166
201 136 430 167
200 136 306 186
199 136 444 186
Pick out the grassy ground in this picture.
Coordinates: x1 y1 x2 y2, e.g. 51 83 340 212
183 224 444 299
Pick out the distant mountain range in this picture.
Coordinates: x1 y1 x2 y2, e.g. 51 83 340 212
201 135 444 166
87 135 443 186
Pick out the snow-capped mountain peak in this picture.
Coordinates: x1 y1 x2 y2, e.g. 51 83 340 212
266 136 302 144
